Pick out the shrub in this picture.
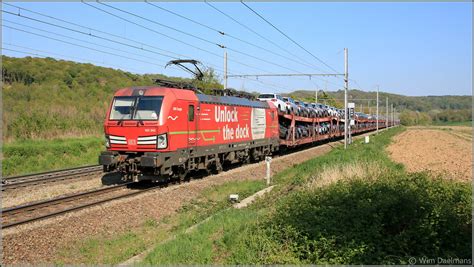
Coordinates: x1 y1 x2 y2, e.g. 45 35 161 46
258 171 472 264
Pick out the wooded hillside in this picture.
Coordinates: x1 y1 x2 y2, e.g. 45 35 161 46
288 90 472 125
2 56 221 141
2 56 471 142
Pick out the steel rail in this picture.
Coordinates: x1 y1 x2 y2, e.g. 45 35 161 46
2 165 103 191
1 182 160 229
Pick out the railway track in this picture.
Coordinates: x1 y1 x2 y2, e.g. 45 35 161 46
1 182 160 229
1 165 103 191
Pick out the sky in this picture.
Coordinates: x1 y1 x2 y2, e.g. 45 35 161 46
2 1 472 96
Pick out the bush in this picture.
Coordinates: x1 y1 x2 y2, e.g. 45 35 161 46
253 172 472 264
400 110 432 125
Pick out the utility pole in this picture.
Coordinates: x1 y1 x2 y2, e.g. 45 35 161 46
386 97 389 127
394 107 397 126
344 48 348 149
360 103 363 113
368 100 371 115
376 85 379 133
315 89 318 103
391 104 394 127
224 51 228 89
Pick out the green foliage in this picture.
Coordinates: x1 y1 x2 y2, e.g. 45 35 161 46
290 89 472 124
194 68 224 94
400 110 432 125
289 90 342 108
290 89 472 112
2 56 222 141
430 109 472 123
266 173 471 264
2 136 103 176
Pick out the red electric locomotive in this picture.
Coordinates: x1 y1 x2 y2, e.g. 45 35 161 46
99 82 280 182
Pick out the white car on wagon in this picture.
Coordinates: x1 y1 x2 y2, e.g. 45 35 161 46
257 93 287 113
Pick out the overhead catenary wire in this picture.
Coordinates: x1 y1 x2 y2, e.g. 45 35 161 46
3 19 173 65
2 3 234 75
3 2 191 60
2 45 145 73
204 0 326 73
4 25 171 68
81 1 281 75
91 1 317 76
4 1 333 90
81 3 330 92
2 10 181 61
3 43 288 92
3 3 311 93
240 1 342 75
202 1 344 88
2 17 289 92
145 1 323 72
2 6 226 76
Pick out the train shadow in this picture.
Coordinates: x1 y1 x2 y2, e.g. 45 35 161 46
101 172 126 186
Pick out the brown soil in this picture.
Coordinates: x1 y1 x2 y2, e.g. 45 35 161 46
387 127 472 181
2 142 336 264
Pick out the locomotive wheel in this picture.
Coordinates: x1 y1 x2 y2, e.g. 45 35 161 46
171 166 189 183
178 169 190 182
211 157 223 174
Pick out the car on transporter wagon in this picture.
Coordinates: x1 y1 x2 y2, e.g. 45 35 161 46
257 93 287 113
282 96 299 115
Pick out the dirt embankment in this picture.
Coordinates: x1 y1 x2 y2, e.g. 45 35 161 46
387 127 472 181
2 142 334 265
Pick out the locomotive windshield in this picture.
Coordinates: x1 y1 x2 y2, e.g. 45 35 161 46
110 96 163 120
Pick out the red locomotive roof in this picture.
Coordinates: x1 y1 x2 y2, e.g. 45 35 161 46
114 86 198 101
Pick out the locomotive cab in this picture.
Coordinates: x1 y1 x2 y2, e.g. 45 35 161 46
99 86 199 182
105 95 166 150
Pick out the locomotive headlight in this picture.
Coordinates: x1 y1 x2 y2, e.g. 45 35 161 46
157 133 167 149
105 135 110 148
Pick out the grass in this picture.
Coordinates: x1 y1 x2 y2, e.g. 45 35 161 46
142 127 472 265
432 120 472 127
55 179 266 265
2 136 103 176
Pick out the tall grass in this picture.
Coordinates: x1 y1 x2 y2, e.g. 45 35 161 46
2 136 103 176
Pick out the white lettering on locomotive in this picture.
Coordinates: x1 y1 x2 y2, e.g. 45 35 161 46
215 106 238 123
